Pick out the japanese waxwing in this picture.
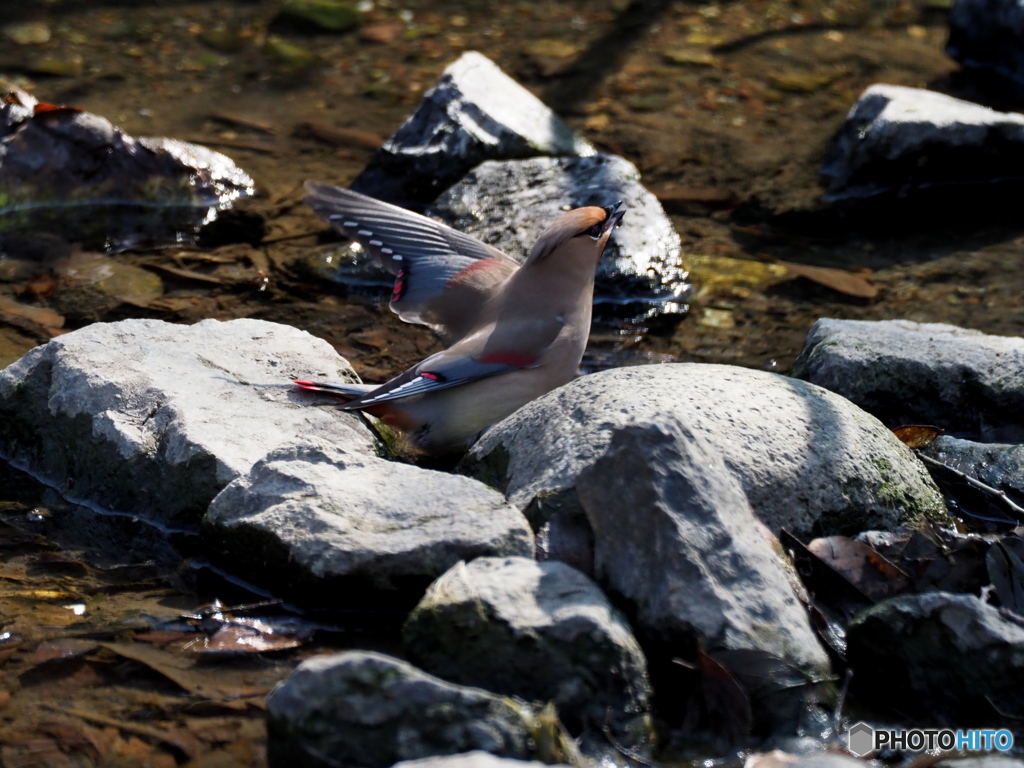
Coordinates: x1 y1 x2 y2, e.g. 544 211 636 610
297 182 625 454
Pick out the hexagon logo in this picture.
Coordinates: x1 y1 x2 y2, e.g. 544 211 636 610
847 722 875 757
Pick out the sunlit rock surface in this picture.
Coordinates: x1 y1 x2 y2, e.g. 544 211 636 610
462 364 945 539
0 88 255 249
820 84 1024 200
794 318 1024 440
266 651 537 768
427 154 689 317
203 442 533 607
393 753 568 768
351 51 595 207
403 556 652 742
0 318 373 527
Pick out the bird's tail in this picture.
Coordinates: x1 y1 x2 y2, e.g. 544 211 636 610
293 380 376 400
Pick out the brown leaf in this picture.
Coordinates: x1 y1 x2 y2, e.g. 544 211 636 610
31 638 98 664
97 642 267 700
292 120 385 150
893 424 943 449
766 256 879 298
807 535 911 601
359 21 404 43
198 624 305 654
0 295 65 331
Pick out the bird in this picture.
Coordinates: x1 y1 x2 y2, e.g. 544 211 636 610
296 181 625 454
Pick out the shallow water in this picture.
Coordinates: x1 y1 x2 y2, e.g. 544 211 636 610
2 0 1024 763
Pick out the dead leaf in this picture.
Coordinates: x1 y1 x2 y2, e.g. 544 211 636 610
31 638 98 663
197 624 306 654
292 120 384 150
0 295 65 331
359 21 404 43
893 424 943 449
97 642 267 700
765 256 879 298
807 535 911 601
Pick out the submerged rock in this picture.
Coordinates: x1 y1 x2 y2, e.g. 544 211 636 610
793 318 1024 440
351 51 594 207
847 591 1024 721
427 154 689 315
266 651 536 768
948 0 1024 90
820 84 1024 200
204 443 533 607
403 556 652 741
0 318 374 527
462 364 945 539
0 88 255 250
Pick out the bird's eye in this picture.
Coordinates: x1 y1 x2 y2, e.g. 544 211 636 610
576 218 607 240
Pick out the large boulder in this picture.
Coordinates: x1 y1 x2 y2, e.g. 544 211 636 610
351 51 594 207
847 592 1024 722
820 84 1024 200
793 318 1024 439
204 442 534 607
426 154 688 315
266 651 537 768
403 556 652 741
0 318 374 527
462 363 945 538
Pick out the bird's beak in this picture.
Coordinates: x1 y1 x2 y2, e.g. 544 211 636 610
602 201 625 235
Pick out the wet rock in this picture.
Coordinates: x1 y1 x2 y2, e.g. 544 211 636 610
427 154 688 314
0 88 255 250
394 753 567 768
2 22 51 45
204 443 533 608
0 318 374 528
820 84 1024 200
266 651 536 768
846 591 1024 721
351 51 595 207
948 0 1024 90
462 364 945 540
920 436 1024 506
793 318 1024 439
403 556 652 741
274 0 361 33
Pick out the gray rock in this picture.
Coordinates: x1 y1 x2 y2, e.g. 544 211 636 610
948 0 1024 90
351 51 594 206
403 556 652 741
847 592 1024 721
1 87 255 250
0 318 373 527
573 422 830 674
204 442 533 606
820 84 1024 200
793 318 1024 439
462 363 945 539
427 154 689 313
393 753 567 768
266 651 536 768
921 435 1024 506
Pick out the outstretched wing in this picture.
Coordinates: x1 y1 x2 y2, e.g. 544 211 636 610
304 182 518 341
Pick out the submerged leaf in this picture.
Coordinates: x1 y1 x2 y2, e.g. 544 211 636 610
893 424 943 449
767 256 879 298
807 535 911 602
